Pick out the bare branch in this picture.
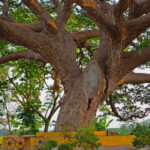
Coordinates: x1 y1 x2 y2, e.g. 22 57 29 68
22 0 58 32
0 50 47 64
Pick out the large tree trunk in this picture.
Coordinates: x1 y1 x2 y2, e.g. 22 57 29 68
55 62 106 131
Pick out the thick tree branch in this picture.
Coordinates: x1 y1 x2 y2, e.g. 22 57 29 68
113 0 130 41
114 0 130 18
0 19 45 52
129 0 150 19
118 72 150 85
121 46 150 74
22 0 57 32
72 30 100 43
52 0 63 15
75 0 119 38
0 50 46 64
56 0 73 28
125 13 150 46
0 0 8 15
124 72 150 84
127 13 150 30
23 23 43 32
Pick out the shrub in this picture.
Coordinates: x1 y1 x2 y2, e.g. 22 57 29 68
92 116 113 131
33 140 57 150
43 140 57 150
132 124 150 149
58 143 76 150
74 124 101 149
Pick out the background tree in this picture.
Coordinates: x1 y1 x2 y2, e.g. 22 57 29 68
0 41 63 133
0 0 150 131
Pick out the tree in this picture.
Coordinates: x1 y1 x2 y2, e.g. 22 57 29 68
98 80 150 122
0 44 62 132
0 0 150 131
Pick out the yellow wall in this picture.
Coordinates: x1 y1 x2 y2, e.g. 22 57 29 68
0 136 3 144
36 132 135 146
1 132 135 149
98 135 135 146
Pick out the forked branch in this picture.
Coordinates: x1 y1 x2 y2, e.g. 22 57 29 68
56 0 74 28
75 0 119 38
22 0 58 32
114 0 130 18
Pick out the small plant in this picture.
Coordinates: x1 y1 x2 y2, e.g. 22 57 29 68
58 143 76 150
75 124 101 149
118 126 132 136
33 140 57 150
132 124 150 149
92 116 113 131
61 128 75 143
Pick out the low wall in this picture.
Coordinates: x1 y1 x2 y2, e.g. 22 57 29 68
0 136 3 145
36 132 135 146
1 131 136 149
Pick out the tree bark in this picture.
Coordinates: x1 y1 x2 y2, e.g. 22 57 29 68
55 62 106 131
44 120 50 132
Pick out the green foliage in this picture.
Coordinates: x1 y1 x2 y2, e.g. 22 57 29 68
66 6 97 32
58 143 76 150
61 129 75 143
132 125 150 149
92 116 113 131
135 32 150 54
42 140 57 150
74 124 101 149
118 126 132 136
33 140 57 150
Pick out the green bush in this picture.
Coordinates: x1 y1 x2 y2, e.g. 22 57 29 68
58 143 76 150
74 124 101 149
43 140 57 150
118 126 132 136
33 140 57 150
132 125 150 149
